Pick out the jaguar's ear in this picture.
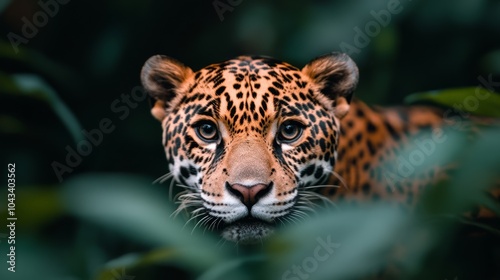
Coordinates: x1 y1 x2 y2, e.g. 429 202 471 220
141 55 194 121
302 52 358 118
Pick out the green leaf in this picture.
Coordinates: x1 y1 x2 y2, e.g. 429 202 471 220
0 40 83 94
414 126 500 217
266 205 421 280
0 73 84 144
449 128 500 212
97 249 178 280
197 255 266 280
404 87 500 117
62 174 229 273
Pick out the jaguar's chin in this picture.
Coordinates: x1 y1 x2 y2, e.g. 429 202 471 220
220 217 275 244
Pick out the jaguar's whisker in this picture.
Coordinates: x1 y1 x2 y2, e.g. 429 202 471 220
327 170 349 190
152 172 173 185
303 184 342 190
192 215 211 234
183 212 206 230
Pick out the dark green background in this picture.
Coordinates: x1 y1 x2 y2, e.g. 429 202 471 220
1 1 500 279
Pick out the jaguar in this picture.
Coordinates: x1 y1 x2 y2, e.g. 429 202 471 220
141 53 497 244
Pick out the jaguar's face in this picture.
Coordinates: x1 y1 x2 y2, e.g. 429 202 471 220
141 53 358 243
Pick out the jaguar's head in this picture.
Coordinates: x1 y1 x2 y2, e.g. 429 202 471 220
141 53 358 243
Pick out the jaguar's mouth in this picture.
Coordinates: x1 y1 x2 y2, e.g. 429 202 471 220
220 216 275 244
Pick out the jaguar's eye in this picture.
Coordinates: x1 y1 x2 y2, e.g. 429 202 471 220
278 121 304 143
195 121 219 142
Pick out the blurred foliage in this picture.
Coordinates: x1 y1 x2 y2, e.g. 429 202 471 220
1 0 500 279
1 73 83 143
405 87 500 118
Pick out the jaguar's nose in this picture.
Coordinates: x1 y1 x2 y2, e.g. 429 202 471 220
226 182 273 208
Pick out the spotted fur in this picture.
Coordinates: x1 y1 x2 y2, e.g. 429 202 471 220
141 53 497 243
